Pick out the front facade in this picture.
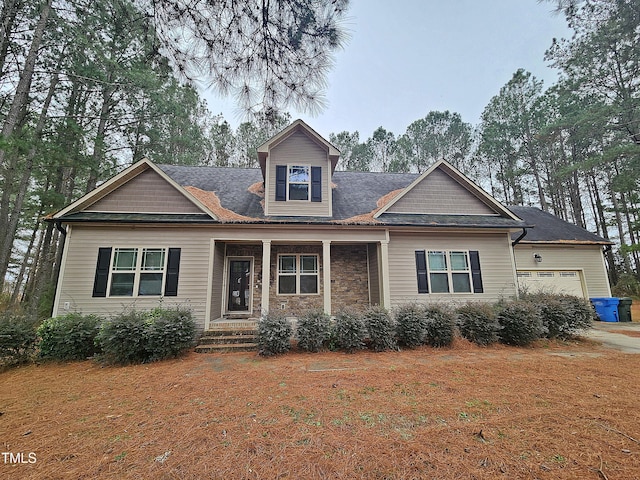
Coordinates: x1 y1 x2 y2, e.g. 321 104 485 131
50 120 612 331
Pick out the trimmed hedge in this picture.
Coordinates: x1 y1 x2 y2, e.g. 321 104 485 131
257 313 292 356
456 302 501 346
497 301 546 346
423 305 456 347
522 293 595 339
395 304 428 348
145 307 197 361
38 313 102 360
0 312 38 367
363 306 397 351
331 310 366 353
296 310 331 352
95 307 196 365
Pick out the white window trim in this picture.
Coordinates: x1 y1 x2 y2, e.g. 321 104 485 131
427 250 473 294
287 164 311 202
107 247 168 297
277 253 319 296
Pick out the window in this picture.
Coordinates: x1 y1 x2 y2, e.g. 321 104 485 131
93 247 181 298
278 254 318 295
288 165 310 200
275 165 322 202
415 250 483 294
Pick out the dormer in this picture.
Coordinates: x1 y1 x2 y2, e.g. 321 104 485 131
258 120 340 217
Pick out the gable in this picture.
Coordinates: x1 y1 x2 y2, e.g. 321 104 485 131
384 165 499 216
84 168 204 214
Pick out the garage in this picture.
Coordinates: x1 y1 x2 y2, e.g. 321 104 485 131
517 270 586 298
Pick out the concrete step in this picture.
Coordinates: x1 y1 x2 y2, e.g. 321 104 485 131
198 334 257 345
195 343 257 353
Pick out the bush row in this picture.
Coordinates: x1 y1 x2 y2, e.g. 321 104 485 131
258 293 597 355
1 307 196 368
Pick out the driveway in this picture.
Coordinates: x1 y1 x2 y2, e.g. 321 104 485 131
585 321 640 353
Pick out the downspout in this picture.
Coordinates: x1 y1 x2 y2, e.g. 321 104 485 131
511 227 528 246
54 220 67 236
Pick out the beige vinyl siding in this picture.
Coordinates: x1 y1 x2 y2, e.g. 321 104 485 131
514 244 611 297
54 225 213 330
210 242 226 321
386 168 496 215
367 243 381 305
387 231 518 306
266 130 331 217
86 169 202 214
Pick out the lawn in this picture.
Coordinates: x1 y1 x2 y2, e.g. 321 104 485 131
1 337 638 479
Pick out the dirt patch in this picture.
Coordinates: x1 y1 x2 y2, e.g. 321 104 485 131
616 330 640 338
1 338 639 479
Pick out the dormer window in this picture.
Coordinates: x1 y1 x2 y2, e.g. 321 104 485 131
275 164 322 202
288 165 310 200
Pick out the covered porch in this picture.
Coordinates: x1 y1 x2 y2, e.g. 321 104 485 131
204 228 391 330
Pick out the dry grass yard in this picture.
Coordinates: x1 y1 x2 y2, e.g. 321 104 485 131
1 337 639 479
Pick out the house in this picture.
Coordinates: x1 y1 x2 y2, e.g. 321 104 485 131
509 206 612 298
49 120 612 331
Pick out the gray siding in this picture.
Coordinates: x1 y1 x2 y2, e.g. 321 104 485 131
266 131 331 217
514 244 611 297
86 169 202 214
387 231 518 306
387 168 496 215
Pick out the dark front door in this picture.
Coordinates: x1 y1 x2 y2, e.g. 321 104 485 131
228 260 251 311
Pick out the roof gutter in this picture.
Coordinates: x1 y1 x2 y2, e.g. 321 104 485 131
511 227 528 246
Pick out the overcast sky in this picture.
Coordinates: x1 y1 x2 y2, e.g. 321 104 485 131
202 0 571 140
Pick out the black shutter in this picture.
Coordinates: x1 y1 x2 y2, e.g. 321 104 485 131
164 248 181 296
415 250 429 294
275 165 287 201
469 250 484 293
311 166 322 202
92 247 112 297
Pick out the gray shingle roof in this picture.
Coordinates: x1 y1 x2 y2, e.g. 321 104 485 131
508 206 612 244
158 165 527 228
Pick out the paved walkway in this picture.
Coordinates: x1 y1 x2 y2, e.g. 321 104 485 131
585 321 640 353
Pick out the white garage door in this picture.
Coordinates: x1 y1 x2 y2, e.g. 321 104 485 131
517 270 585 297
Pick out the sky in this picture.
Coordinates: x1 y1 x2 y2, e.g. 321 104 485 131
202 0 571 140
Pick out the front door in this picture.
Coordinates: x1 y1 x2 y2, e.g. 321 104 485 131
228 260 252 311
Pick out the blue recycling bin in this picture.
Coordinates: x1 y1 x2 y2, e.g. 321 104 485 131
590 297 620 322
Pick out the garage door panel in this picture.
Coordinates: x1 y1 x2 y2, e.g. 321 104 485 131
517 270 585 297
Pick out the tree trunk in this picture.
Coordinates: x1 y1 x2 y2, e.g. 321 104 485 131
0 0 53 291
0 72 59 289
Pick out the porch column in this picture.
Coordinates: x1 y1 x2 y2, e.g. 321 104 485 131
323 240 332 315
261 240 271 315
380 240 391 308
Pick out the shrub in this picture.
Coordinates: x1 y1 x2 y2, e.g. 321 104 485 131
363 306 397 351
37 313 102 361
456 302 500 346
395 304 428 348
145 307 197 362
559 295 595 335
497 301 546 346
95 307 197 365
423 305 456 347
257 313 292 356
296 310 331 352
0 312 38 367
95 310 149 365
521 293 595 340
331 310 366 353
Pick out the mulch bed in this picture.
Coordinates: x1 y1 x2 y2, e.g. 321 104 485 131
1 337 639 479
